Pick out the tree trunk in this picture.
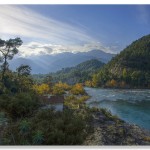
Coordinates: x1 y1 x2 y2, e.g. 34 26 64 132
1 56 7 82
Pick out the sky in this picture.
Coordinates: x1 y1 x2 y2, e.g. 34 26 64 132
0 5 150 57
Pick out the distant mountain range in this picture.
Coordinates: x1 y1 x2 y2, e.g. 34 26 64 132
9 49 115 74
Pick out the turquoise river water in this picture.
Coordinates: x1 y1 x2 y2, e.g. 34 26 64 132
85 87 150 130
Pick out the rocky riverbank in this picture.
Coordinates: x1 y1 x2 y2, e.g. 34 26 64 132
39 92 150 145
83 107 150 145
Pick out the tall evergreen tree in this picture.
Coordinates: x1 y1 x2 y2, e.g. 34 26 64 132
0 38 22 82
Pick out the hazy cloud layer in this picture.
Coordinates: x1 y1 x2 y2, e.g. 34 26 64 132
0 5 117 57
19 42 117 57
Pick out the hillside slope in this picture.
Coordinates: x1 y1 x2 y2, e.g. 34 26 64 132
51 59 105 84
92 34 150 88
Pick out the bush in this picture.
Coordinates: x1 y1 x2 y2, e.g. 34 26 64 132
70 83 85 95
100 108 120 121
52 82 71 96
105 79 118 88
0 111 8 126
52 86 65 96
78 95 90 103
3 109 88 145
32 84 50 95
143 136 150 142
0 94 11 111
85 80 93 87
64 95 78 109
64 95 89 109
0 92 40 118
54 82 71 91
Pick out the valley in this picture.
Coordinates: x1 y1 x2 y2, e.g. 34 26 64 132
1 3 150 147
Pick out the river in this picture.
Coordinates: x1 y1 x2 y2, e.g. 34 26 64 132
85 87 150 130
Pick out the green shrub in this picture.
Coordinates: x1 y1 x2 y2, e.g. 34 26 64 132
19 120 30 134
3 109 88 145
0 92 40 119
100 108 120 121
100 108 112 118
64 95 89 109
0 111 8 126
9 93 39 118
32 130 44 145
0 94 11 111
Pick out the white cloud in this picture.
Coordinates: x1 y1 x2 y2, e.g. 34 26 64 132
0 5 93 43
19 41 115 57
0 5 117 57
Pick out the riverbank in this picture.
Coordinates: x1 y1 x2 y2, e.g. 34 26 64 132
39 88 150 145
0 85 149 145
82 107 150 145
84 87 150 130
81 87 150 145
37 88 150 145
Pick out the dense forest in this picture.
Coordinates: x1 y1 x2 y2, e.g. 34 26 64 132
88 34 150 88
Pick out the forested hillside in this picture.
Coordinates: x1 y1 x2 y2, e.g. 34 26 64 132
90 34 150 88
50 59 105 84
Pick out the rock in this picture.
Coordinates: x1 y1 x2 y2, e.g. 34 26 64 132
105 121 115 125
83 127 103 145
83 109 150 145
92 112 106 122
98 115 106 122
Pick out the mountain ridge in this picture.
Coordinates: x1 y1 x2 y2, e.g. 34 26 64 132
9 49 115 74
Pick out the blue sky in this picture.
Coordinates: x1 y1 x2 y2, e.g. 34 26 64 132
0 5 150 57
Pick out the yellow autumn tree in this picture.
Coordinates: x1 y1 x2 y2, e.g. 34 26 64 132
52 85 65 95
32 84 50 95
110 79 117 87
119 81 126 88
52 82 71 95
70 83 85 95
54 82 71 91
92 74 99 87
85 80 93 87
106 79 117 87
